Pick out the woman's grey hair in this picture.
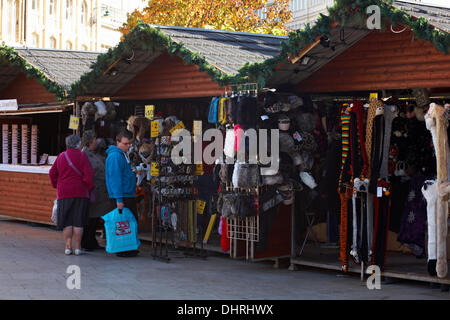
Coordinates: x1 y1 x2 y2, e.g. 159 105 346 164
66 135 82 149
82 130 96 147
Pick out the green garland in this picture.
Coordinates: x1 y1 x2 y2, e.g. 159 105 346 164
234 0 450 87
70 24 234 98
70 0 450 97
0 45 67 101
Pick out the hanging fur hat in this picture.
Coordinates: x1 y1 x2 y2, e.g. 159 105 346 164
139 142 155 160
299 171 317 189
295 112 315 133
277 182 294 205
414 106 425 122
278 114 291 131
81 102 97 125
162 118 176 137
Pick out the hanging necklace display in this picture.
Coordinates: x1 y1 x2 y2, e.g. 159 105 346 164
11 124 18 165
21 124 29 164
31 125 38 165
2 124 9 164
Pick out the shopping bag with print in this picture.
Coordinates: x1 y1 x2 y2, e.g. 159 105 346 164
101 208 141 254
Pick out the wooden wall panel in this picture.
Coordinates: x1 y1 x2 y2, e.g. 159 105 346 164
0 171 55 225
296 27 450 93
0 73 58 105
115 52 225 100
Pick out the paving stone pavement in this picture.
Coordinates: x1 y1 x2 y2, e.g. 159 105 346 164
1 218 450 300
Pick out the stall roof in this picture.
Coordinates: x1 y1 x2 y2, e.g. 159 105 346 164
70 24 287 98
393 0 450 33
0 46 100 100
264 0 450 89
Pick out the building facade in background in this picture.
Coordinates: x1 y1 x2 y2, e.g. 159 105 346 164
287 0 334 30
0 0 144 51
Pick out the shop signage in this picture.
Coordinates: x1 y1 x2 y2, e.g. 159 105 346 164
0 99 18 111
68 115 80 130
193 120 202 142
145 105 155 120
151 120 159 138
195 163 203 175
150 162 159 176
370 93 378 101
196 200 206 215
170 121 185 135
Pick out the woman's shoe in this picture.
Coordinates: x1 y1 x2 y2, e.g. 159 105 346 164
74 249 83 256
65 249 72 255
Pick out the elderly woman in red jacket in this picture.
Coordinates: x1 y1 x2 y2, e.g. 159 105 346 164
49 135 94 256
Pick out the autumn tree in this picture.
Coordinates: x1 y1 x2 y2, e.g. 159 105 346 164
120 0 292 36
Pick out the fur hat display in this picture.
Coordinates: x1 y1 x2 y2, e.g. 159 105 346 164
127 116 151 141
278 114 291 131
81 102 97 125
295 112 315 133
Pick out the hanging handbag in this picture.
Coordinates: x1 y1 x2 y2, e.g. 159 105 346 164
236 163 260 189
64 152 96 203
236 194 257 219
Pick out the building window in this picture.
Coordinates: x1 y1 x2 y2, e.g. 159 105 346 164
81 44 88 51
66 41 72 50
32 33 39 47
49 0 56 15
31 0 39 10
65 0 73 20
81 1 87 25
50 37 57 49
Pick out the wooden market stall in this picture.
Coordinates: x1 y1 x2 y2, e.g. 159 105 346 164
71 24 293 263
0 47 99 224
249 0 450 285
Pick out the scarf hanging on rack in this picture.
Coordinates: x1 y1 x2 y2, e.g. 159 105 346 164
380 105 398 181
422 180 437 276
368 114 385 194
366 100 384 179
339 186 352 272
371 180 391 270
425 103 449 278
338 106 352 188
351 100 369 178
351 178 372 264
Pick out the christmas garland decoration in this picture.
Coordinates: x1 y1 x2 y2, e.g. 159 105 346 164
0 45 67 101
69 0 450 97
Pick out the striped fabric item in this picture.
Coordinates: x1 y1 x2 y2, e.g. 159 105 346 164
338 106 351 189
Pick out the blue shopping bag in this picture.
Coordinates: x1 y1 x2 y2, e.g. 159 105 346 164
102 208 141 254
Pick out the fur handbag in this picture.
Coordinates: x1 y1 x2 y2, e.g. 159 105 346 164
235 164 260 189
221 193 239 218
236 194 257 219
224 129 236 159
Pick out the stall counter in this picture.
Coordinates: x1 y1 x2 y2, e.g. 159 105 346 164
0 165 55 225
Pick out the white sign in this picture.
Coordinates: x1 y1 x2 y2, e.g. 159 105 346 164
0 99 18 111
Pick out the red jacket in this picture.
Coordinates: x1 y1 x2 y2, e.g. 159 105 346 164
49 149 95 200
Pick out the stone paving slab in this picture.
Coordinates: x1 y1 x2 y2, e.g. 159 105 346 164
1 218 450 300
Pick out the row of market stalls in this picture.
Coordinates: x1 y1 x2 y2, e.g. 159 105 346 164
1 0 450 285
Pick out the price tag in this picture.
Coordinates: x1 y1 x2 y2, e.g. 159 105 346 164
170 121 185 135
195 163 204 176
196 200 206 215
193 120 202 136
145 105 155 120
193 120 202 142
377 187 383 198
69 115 80 130
150 162 159 177
151 120 159 138
293 131 302 142
370 93 379 101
